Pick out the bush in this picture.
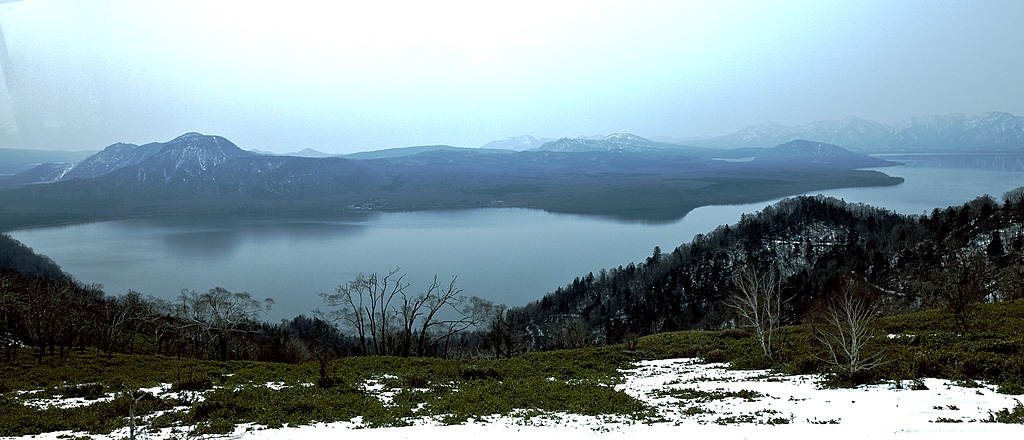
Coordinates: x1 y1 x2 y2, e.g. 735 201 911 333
404 371 429 389
997 382 1024 395
63 383 105 400
459 366 502 381
172 377 213 392
987 400 1024 423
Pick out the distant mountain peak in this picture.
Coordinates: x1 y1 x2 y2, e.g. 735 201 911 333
165 132 245 153
695 112 1024 153
603 133 653 143
171 132 207 141
60 141 163 181
58 133 251 184
754 120 789 129
750 139 898 168
481 135 554 151
285 148 333 158
141 133 250 181
535 133 671 153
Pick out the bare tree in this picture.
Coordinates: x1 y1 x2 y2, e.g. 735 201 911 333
813 277 885 377
317 274 371 355
397 278 434 357
318 269 410 356
121 291 164 354
488 305 527 359
321 270 488 357
289 316 343 384
365 269 406 355
120 381 150 440
561 317 593 349
0 270 26 360
997 263 1024 301
925 253 993 334
726 265 783 363
412 277 491 357
21 276 66 362
176 287 273 360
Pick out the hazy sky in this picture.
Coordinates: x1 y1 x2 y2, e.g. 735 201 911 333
1 0 1023 153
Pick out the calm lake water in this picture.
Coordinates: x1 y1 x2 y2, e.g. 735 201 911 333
9 153 1024 321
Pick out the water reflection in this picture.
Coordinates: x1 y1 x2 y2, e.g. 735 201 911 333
142 211 379 258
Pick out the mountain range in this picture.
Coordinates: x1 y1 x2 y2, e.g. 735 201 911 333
533 133 686 153
480 135 556 151
688 112 1024 153
2 111 1020 180
0 132 901 229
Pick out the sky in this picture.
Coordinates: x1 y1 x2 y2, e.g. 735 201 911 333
0 0 1023 154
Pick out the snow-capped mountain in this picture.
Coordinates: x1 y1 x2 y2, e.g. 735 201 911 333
888 112 1024 151
4 133 252 186
123 132 252 183
533 133 678 153
61 141 164 181
693 116 892 151
693 112 1024 152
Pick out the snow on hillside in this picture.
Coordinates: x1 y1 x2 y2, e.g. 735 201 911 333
18 358 1023 440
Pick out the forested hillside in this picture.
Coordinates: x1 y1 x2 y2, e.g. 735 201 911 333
0 234 64 279
512 189 1024 351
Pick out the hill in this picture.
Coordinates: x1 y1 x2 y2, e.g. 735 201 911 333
341 144 514 160
513 189 1024 349
0 233 64 279
0 148 96 176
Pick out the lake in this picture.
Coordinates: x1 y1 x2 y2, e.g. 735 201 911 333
9 153 1024 321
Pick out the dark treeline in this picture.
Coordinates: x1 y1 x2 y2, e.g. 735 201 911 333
0 257 501 365
2 188 1024 365
0 234 64 279
0 270 296 363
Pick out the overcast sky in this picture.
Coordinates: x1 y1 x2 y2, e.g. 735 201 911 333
1 0 1023 153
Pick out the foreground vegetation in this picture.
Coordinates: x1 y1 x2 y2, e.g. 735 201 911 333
0 345 646 437
2 299 1022 437
637 298 1024 392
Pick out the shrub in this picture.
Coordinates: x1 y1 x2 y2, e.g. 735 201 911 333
459 366 502 381
997 382 1024 395
172 377 213 392
63 383 106 400
404 372 429 389
987 400 1024 424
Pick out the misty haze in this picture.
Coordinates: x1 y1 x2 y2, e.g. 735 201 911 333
1 1 1024 439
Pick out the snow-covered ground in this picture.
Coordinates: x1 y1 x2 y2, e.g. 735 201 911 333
19 358 1024 440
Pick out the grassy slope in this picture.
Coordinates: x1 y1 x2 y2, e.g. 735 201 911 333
2 300 1022 436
